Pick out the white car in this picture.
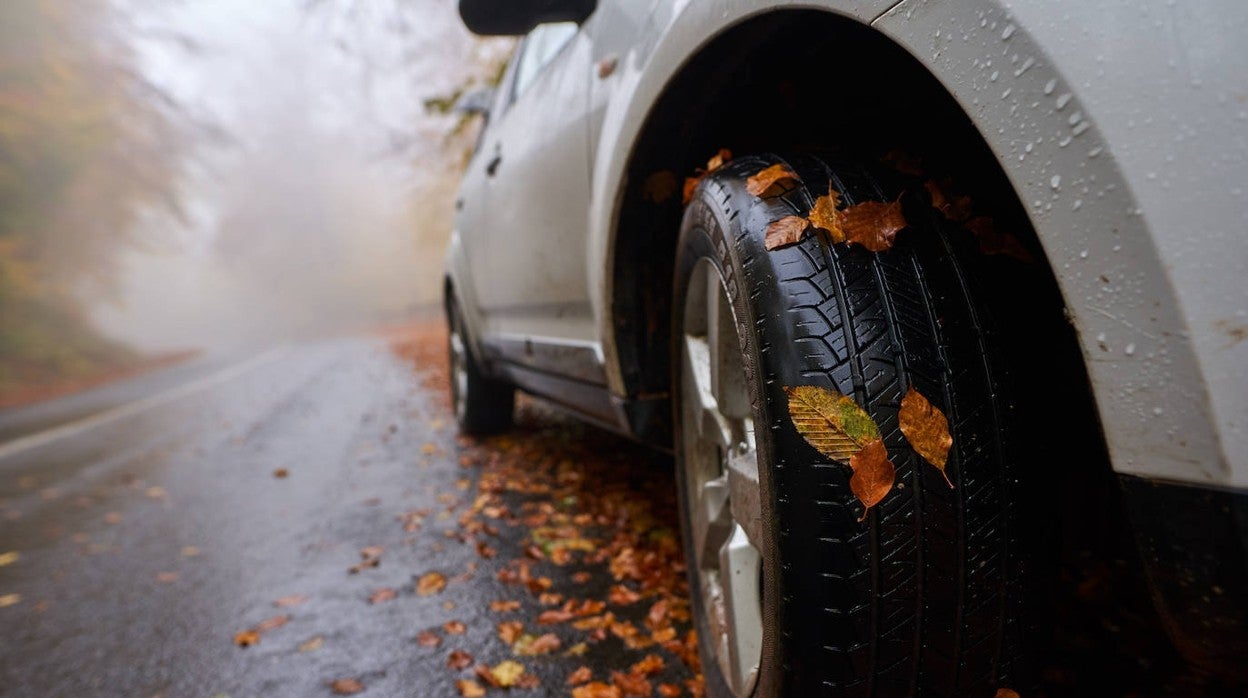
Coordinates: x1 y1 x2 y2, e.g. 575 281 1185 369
445 1 1247 693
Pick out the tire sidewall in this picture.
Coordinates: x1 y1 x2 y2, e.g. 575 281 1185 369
673 185 784 698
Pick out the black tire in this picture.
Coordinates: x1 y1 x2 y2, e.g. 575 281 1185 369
673 153 1023 696
446 294 514 435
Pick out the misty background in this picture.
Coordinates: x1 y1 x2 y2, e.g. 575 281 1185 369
1 0 510 400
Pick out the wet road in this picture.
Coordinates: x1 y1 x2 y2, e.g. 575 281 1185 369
0 324 697 697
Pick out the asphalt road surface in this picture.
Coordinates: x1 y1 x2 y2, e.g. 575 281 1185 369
0 323 697 697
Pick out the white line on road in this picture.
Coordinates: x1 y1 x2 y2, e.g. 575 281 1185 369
0 347 289 462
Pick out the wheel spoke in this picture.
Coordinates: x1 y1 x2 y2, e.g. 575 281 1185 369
718 524 762 695
725 428 763 547
694 473 733 569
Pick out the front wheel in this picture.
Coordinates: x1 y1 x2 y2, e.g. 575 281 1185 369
446 295 514 435
673 153 1025 696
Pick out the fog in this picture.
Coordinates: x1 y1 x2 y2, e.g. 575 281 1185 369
91 0 510 352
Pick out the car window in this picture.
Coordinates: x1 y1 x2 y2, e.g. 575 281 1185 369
510 22 578 104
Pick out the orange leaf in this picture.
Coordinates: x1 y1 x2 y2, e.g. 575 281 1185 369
456 679 487 698
513 632 561 656
849 439 895 520
898 387 954 487
330 678 365 695
657 684 682 697
567 666 594 686
233 630 260 647
573 682 623 698
608 584 641 605
706 148 732 173
447 648 475 670
443 620 467 634
746 163 798 197
995 689 1021 698
417 571 446 596
254 615 289 632
630 653 665 676
490 599 521 612
416 630 441 647
273 594 308 608
840 197 907 252
612 670 652 697
682 176 702 205
808 188 845 243
369 587 397 604
497 620 524 644
764 215 810 251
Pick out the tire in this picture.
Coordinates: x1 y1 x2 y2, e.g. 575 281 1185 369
446 294 514 435
672 153 1023 696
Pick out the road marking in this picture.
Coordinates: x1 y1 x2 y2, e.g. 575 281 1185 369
0 347 288 462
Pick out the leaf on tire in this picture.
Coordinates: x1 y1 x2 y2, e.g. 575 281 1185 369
898 387 954 487
784 386 880 464
849 439 896 520
764 215 810 250
807 188 844 243
746 163 799 197
682 148 733 204
839 197 907 252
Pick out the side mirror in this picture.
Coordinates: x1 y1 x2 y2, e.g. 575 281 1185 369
453 87 495 117
458 0 596 36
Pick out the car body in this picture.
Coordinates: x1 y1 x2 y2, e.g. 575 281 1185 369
447 0 1247 680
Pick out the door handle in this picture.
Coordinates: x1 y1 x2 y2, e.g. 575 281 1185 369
486 153 502 177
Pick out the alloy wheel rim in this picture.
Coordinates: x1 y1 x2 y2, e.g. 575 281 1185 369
449 320 469 423
680 259 763 697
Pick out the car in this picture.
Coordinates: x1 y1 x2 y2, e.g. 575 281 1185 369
444 1 1247 694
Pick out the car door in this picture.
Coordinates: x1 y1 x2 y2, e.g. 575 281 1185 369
475 23 597 372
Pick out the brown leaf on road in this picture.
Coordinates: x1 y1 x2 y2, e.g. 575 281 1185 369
416 630 441 648
607 584 640 606
567 666 594 686
490 599 521 612
368 587 397 604
764 215 810 251
574 683 623 698
155 571 179 583
456 679 487 698
631 654 665 676
513 632 561 656
497 620 524 644
330 678 365 695
447 649 475 670
299 635 324 652
849 439 896 521
0 551 18 567
746 163 798 197
612 670 653 697
272 468 289 478
840 197 907 252
233 630 260 647
254 614 290 632
443 620 467 634
486 660 526 688
657 685 682 697
273 594 309 608
416 571 447 596
645 599 669 631
898 387 954 487
475 541 496 559
784 385 881 464
537 608 576 624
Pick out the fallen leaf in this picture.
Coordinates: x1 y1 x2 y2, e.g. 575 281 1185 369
330 678 364 695
705 148 731 173
254 615 290 632
537 608 575 624
572 571 592 584
417 572 446 596
567 666 593 686
447 649 475 670
456 679 487 698
273 594 309 608
145 486 166 499
416 630 441 648
443 620 466 634
849 439 895 520
233 630 260 647
299 635 324 652
498 620 524 644
995 690 1020 698
924 179 972 222
642 171 678 204
489 660 526 688
784 385 880 463
898 387 954 486
103 511 122 525
839 197 907 252
155 571 179 583
0 592 21 608
612 670 652 697
513 632 561 656
631 654 665 676
965 216 1033 262
490 599 521 612
764 215 810 251
368 587 397 604
682 149 732 204
657 685 682 697
746 163 799 197
807 188 845 243
573 683 623 698
273 468 289 478
181 546 200 557
564 641 589 657
0 551 19 567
